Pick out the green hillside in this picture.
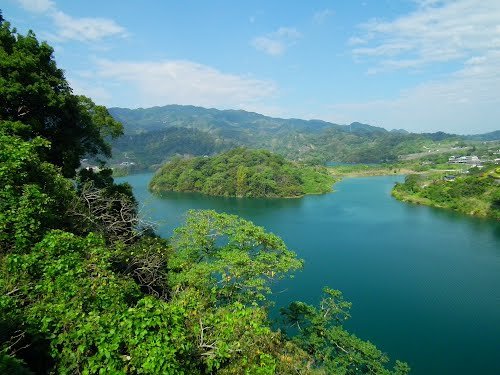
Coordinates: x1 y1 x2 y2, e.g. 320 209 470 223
109 105 472 167
392 166 500 219
111 126 237 171
149 148 335 198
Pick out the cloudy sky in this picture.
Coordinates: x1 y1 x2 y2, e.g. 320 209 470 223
3 0 500 134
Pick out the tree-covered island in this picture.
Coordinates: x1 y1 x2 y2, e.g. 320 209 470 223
149 148 336 198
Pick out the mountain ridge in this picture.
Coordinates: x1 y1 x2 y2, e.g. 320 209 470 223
109 104 498 138
108 104 499 169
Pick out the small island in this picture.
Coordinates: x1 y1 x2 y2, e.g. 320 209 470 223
149 148 335 198
392 166 500 219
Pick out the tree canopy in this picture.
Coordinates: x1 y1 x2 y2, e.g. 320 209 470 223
392 167 500 219
0 19 122 176
150 148 335 198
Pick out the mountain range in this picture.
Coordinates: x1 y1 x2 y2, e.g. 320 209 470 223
108 105 499 169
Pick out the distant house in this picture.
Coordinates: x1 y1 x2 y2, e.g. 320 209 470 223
443 175 456 182
448 155 481 167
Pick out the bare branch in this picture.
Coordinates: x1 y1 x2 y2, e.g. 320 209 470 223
68 181 156 244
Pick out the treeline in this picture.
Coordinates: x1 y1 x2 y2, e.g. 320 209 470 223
392 167 500 219
149 148 335 198
0 15 409 374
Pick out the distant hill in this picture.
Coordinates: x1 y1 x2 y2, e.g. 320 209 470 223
109 105 347 136
107 105 499 169
464 130 500 141
111 126 237 170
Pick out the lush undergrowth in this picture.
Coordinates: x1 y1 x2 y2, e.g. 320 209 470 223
149 148 335 198
392 166 500 219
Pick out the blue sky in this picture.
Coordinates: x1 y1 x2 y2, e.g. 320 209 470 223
3 0 500 134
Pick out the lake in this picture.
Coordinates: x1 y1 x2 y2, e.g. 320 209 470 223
117 173 500 375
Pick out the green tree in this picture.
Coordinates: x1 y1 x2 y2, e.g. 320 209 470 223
0 20 122 177
0 131 75 253
0 231 196 374
281 288 410 374
150 148 334 198
236 165 248 196
169 210 303 304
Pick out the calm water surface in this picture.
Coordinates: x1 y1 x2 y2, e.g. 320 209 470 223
117 173 500 375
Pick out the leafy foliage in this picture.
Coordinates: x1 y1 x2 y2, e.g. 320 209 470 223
392 167 500 219
169 210 303 304
0 131 74 253
1 232 195 374
281 288 410 374
0 22 122 176
150 148 335 198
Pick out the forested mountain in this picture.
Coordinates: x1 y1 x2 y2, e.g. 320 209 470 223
464 130 500 141
109 105 497 169
109 105 343 135
111 127 237 170
149 148 335 198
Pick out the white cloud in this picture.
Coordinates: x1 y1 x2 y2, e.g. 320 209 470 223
327 50 500 134
84 59 278 109
51 11 126 41
68 77 113 104
313 9 334 25
16 0 54 13
15 0 126 42
339 0 500 133
347 36 367 46
351 0 500 71
252 27 302 56
252 37 286 56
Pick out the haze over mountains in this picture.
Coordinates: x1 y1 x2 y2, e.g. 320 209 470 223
109 105 500 169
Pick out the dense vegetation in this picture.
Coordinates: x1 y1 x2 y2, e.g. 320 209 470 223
149 148 335 198
0 14 409 374
392 167 500 219
108 105 499 171
111 127 237 172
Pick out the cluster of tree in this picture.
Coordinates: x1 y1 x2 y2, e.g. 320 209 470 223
149 148 335 198
0 15 410 374
392 168 500 219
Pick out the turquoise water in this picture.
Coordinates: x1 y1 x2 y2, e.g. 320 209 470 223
117 173 500 374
